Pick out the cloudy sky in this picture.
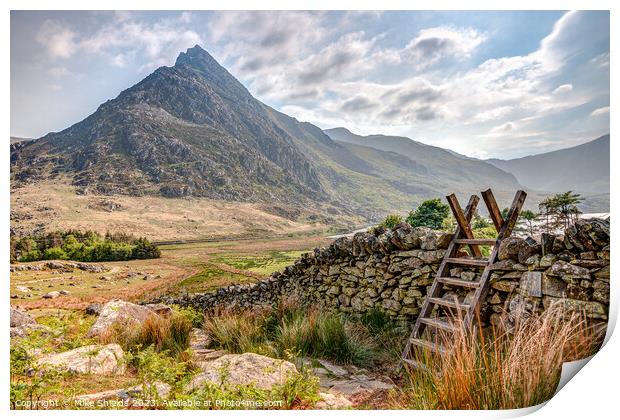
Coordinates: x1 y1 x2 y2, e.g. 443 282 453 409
11 10 609 159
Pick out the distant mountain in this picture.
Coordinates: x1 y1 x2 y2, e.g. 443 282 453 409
11 46 326 205
486 135 609 195
10 137 32 144
11 45 526 221
324 127 521 190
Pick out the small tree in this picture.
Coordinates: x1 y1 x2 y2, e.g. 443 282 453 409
407 198 450 230
379 214 403 229
520 210 538 236
538 191 583 231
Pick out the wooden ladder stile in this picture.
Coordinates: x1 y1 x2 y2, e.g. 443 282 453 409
401 188 527 372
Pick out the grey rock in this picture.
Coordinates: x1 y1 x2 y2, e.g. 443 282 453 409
37 344 125 375
88 299 158 337
187 353 297 392
546 261 590 279
498 237 526 260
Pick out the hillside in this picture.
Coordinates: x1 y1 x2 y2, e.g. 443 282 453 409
486 135 610 195
11 45 528 232
324 127 521 190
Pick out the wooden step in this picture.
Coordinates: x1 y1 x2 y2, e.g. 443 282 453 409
419 317 457 332
428 297 470 310
454 238 497 245
437 277 481 288
445 257 489 266
409 338 446 355
402 358 433 373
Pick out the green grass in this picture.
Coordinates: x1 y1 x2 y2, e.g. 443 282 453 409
212 250 306 276
172 264 255 294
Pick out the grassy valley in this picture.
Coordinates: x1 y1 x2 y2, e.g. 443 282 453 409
10 234 332 310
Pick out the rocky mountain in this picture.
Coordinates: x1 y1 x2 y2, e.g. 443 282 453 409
324 127 520 190
486 135 610 195
11 46 325 205
11 45 526 220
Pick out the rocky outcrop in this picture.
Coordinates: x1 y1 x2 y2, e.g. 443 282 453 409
10 261 106 273
87 299 158 337
156 220 610 326
37 344 125 375
10 305 44 337
187 353 298 392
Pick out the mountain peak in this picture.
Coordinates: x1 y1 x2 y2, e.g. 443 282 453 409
174 44 218 68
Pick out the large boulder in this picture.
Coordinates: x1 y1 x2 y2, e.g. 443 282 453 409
10 306 45 338
187 353 298 392
10 305 35 328
87 299 157 337
37 344 125 375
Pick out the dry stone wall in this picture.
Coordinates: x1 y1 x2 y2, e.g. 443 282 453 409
157 219 610 326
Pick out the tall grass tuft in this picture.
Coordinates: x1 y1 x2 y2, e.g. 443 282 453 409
398 301 603 409
203 300 378 366
109 312 193 356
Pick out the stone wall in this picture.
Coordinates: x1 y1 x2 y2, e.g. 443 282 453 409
156 219 610 325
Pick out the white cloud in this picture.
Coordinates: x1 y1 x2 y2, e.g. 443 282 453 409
590 52 610 68
590 106 609 117
274 11 607 158
35 14 202 72
552 84 573 94
37 20 78 59
48 66 71 77
111 53 127 68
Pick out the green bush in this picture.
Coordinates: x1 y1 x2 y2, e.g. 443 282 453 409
379 214 403 229
12 230 160 263
132 238 162 259
42 246 68 260
127 345 195 397
18 250 41 262
406 198 450 229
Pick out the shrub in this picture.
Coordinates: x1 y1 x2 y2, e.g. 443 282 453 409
406 198 450 229
173 305 205 328
379 214 403 229
42 246 68 260
132 238 162 259
18 250 41 262
127 345 195 397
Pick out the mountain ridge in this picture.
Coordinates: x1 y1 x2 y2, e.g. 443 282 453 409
486 134 609 195
12 44 541 221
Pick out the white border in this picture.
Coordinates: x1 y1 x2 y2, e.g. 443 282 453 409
2 1 616 419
